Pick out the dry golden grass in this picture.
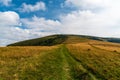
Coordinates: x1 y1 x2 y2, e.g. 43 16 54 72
89 40 120 47
87 40 120 53
0 46 57 80
0 46 57 57
89 42 120 53
63 36 89 44
1 39 120 80
67 42 120 80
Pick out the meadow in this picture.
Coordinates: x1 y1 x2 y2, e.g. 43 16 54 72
67 42 120 80
0 46 61 80
0 40 120 80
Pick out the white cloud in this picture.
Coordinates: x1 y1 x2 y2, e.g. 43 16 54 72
0 11 30 46
65 0 112 10
0 13 61 46
20 1 46 12
59 0 120 37
2 0 120 46
21 16 61 37
0 0 12 6
0 11 20 26
59 10 120 37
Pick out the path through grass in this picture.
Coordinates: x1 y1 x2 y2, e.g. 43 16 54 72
61 45 97 80
3 44 119 80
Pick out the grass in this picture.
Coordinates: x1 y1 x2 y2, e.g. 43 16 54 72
8 35 67 46
67 42 120 80
61 45 97 80
0 45 97 80
1 40 120 80
0 46 60 80
90 42 120 53
63 35 89 44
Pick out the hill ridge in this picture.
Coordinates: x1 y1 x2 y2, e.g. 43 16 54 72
7 34 120 46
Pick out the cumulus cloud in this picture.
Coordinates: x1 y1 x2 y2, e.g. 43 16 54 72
59 0 120 37
0 13 61 46
1 0 120 46
60 10 120 37
0 0 12 6
20 1 46 12
0 11 30 46
0 11 20 26
21 16 61 37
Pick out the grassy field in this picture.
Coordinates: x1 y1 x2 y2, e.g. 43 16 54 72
67 42 120 80
90 41 120 53
0 46 60 80
0 40 120 80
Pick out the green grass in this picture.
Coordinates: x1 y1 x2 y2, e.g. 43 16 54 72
8 35 67 46
19 47 63 80
1 41 120 80
0 46 62 80
67 43 120 80
0 45 97 80
62 45 97 80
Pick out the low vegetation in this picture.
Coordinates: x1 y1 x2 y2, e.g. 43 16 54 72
8 35 67 46
7 34 120 46
1 34 120 80
67 43 120 80
0 46 59 80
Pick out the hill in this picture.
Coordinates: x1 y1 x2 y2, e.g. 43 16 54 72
1 39 120 79
7 35 67 46
1 34 120 80
7 34 120 46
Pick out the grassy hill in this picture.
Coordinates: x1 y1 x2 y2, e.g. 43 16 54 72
7 35 67 46
7 34 90 46
7 34 120 46
1 34 120 80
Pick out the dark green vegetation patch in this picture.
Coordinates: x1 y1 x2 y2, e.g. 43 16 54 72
8 35 67 46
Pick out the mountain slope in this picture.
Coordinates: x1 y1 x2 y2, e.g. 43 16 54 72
7 34 120 46
7 35 67 46
7 35 90 46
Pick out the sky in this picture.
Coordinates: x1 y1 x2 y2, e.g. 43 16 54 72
0 0 120 46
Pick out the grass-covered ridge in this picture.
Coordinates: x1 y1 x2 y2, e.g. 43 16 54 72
7 35 67 46
7 34 120 46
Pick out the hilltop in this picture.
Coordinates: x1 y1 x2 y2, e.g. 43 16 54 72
7 34 120 46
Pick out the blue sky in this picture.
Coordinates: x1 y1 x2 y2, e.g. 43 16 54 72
1 0 120 46
0 0 72 19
